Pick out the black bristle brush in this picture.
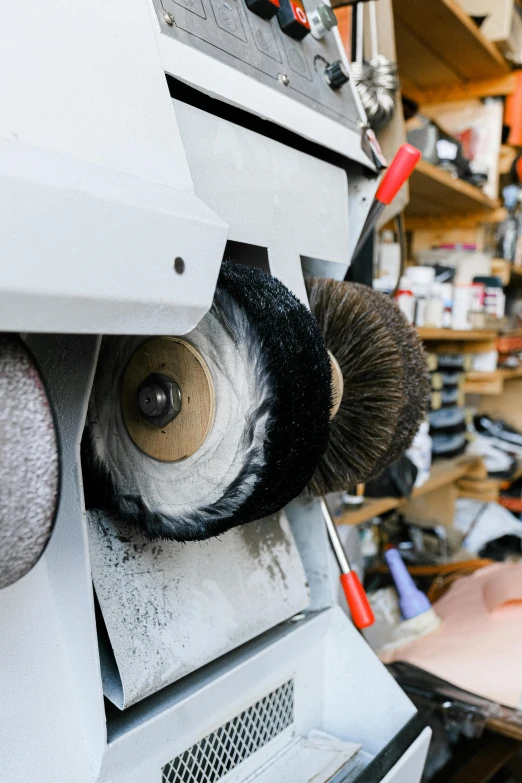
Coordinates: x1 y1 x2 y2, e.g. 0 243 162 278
83 262 334 541
305 276 405 495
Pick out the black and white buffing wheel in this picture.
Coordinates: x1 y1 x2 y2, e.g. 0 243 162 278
0 336 59 588
84 262 332 541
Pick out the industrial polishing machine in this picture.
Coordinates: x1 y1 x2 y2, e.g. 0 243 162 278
0 1 430 782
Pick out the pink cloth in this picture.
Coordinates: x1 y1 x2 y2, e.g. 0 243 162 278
380 563 522 708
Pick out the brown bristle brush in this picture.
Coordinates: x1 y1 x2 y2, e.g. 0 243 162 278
305 277 405 495
305 277 430 496
349 282 431 469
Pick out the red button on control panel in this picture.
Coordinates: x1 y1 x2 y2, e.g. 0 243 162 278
277 0 310 40
245 0 280 20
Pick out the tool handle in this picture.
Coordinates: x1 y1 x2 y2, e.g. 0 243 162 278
375 144 421 205
385 548 431 620
340 571 375 629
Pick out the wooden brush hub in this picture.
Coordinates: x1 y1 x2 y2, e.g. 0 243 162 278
121 337 215 462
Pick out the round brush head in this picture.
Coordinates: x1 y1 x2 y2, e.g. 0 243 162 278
0 335 59 588
83 262 333 541
305 277 405 495
349 283 430 469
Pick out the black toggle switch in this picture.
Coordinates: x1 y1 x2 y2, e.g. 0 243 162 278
245 0 280 20
277 0 310 40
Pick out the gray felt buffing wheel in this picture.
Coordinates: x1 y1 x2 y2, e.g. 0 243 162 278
0 335 59 588
83 262 333 541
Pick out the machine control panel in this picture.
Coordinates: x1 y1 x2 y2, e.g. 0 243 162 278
154 0 362 132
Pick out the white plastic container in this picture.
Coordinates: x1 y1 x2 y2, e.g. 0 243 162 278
441 282 453 328
424 283 444 328
378 230 401 282
472 350 498 372
405 267 435 328
395 276 415 324
451 283 473 330
406 266 436 286
406 420 432 488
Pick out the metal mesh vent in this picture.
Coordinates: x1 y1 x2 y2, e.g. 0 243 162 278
162 680 294 783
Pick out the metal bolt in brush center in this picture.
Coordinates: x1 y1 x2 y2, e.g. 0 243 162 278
137 372 181 428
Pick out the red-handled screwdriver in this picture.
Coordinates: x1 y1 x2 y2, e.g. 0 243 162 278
352 143 422 261
320 497 375 629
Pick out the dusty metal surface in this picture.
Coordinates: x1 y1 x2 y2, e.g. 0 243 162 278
88 509 310 708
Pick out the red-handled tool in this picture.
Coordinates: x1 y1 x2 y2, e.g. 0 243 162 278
320 498 374 629
352 143 422 261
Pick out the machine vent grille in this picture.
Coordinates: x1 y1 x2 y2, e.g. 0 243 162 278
162 680 294 783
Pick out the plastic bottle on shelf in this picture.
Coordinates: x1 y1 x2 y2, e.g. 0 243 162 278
451 283 473 330
405 266 436 328
406 420 432 488
378 230 401 282
441 282 453 328
424 282 444 328
395 276 415 324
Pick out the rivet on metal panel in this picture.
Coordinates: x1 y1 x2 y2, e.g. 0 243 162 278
163 11 175 25
277 73 290 86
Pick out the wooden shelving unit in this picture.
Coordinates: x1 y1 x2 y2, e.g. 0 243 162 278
464 367 522 395
458 460 522 502
503 367 522 380
335 457 479 527
490 260 522 288
404 160 499 221
418 327 497 342
491 259 514 286
418 326 499 355
393 0 509 104
464 370 504 396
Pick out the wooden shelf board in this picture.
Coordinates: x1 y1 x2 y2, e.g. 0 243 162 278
405 207 507 232
336 496 401 527
393 0 508 99
418 327 497 342
412 73 517 106
499 145 519 176
490 263 522 289
335 457 479 527
501 367 522 380
464 370 504 395
464 367 522 395
491 258 512 287
405 160 499 219
459 461 522 502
